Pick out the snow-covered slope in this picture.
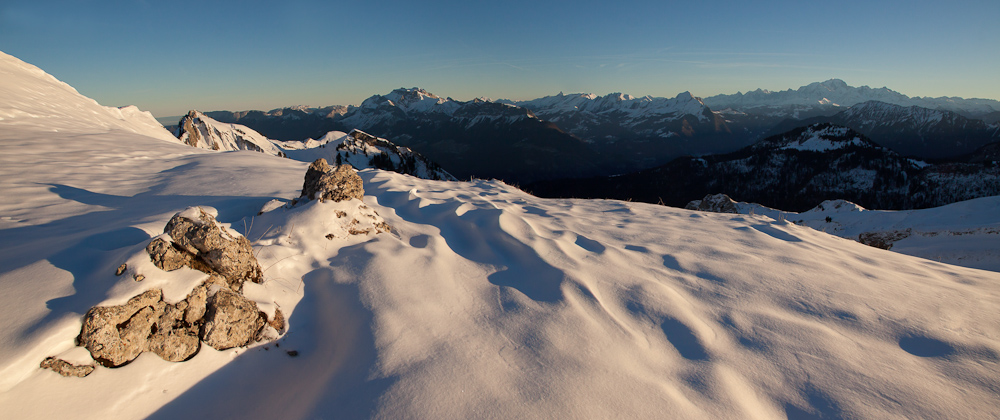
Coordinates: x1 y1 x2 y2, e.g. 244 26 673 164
176 110 286 156
276 129 457 181
4 51 1000 420
700 197 1000 272
0 51 177 143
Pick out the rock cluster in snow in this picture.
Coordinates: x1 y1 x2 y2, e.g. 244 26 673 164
48 208 283 373
685 193 740 213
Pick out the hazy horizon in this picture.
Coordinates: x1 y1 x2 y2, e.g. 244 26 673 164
3 0 998 117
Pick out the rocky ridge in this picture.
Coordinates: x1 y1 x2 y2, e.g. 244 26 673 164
176 110 286 157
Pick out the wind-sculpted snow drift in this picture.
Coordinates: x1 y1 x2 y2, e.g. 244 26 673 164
2 50 1000 419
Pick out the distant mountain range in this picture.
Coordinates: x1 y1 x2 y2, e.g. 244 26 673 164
703 78 1000 119
765 101 1000 159
191 80 998 179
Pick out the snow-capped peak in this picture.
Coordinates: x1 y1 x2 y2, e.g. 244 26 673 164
817 78 850 90
704 79 1000 117
514 90 711 121
358 87 458 115
675 91 695 101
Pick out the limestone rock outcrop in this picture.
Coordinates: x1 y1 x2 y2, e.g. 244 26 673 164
202 288 266 350
145 207 263 291
163 207 263 289
301 159 365 203
78 289 164 367
63 208 280 373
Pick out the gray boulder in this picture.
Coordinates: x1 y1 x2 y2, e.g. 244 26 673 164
301 159 364 203
163 208 263 290
78 289 164 367
147 302 200 362
202 288 266 350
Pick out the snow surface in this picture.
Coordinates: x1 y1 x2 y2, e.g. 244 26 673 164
731 198 1000 272
3 51 1000 420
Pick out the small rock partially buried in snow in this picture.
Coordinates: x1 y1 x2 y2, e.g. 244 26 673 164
40 357 95 378
685 193 740 214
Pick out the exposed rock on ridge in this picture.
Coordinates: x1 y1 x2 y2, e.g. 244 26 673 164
301 158 365 203
177 110 286 157
295 158 391 237
685 194 740 214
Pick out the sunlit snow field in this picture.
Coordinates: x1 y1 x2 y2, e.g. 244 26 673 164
1 51 999 419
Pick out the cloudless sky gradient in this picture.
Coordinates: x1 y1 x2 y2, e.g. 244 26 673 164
2 0 998 117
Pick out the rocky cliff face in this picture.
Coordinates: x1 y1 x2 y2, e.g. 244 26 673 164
328 130 456 181
177 111 286 157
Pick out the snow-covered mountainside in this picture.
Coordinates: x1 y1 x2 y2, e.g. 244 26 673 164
276 129 457 181
510 91 713 126
0 51 177 143
528 123 1000 211
766 101 1000 159
339 88 538 131
688 195 1000 272
834 101 999 158
204 106 348 142
506 91 740 167
4 50 1000 420
176 110 286 156
704 78 1000 118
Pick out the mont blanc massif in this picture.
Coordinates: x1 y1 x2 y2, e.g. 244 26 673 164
2 50 999 419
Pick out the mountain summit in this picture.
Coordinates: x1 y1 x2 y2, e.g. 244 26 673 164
705 79 1000 117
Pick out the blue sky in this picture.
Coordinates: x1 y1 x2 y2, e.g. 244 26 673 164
2 0 998 117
